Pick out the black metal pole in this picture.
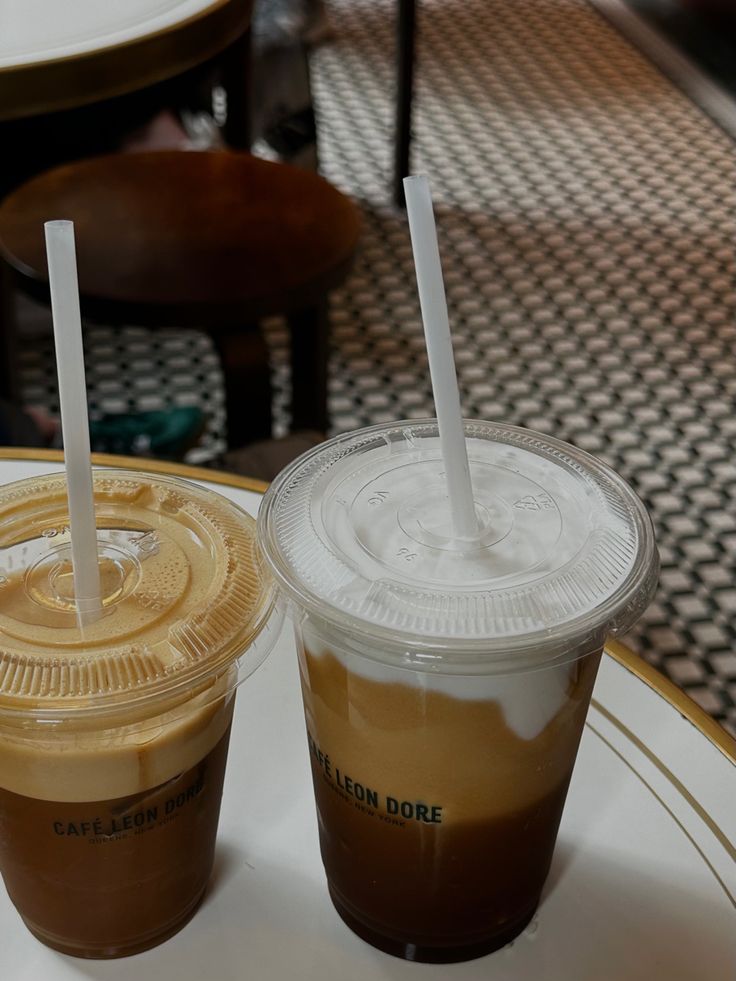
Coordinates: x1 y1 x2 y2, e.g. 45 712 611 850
394 0 416 208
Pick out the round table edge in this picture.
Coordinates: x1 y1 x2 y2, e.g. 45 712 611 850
0 444 269 495
605 637 736 765
0 0 251 121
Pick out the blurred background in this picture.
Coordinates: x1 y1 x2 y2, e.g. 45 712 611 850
0 0 734 734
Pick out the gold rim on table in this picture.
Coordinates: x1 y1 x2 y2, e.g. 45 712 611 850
605 638 736 765
0 445 269 494
0 446 733 764
0 0 251 121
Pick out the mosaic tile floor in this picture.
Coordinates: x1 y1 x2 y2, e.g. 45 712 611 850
15 0 736 735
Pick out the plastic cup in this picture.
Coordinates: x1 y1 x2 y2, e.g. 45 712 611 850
257 419 659 963
0 469 280 959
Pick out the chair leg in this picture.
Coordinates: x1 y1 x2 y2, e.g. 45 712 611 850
394 0 416 208
287 300 329 433
221 27 253 149
211 327 273 448
0 262 20 403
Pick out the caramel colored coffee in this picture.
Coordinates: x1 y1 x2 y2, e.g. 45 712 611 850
0 721 232 958
300 645 600 961
0 470 277 958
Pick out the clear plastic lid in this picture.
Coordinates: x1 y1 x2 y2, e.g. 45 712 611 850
0 470 280 720
258 420 659 668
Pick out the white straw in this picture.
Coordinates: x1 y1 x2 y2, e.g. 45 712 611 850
45 221 101 624
403 175 479 539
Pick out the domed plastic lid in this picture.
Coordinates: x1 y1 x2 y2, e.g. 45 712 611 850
0 470 279 719
258 420 659 668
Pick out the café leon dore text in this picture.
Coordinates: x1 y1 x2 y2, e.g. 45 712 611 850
51 771 205 840
307 731 443 825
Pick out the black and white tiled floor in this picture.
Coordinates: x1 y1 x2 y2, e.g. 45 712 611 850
305 0 736 735
15 0 736 734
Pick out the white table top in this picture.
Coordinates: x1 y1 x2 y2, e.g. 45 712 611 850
0 0 230 68
1 455 734 980
0 0 249 120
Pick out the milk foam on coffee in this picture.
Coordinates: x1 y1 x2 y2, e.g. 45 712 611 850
262 420 657 737
261 422 656 665
0 671 233 801
302 630 572 741
0 470 278 800
299 641 598 823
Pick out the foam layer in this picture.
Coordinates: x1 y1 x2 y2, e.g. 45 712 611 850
0 470 275 800
259 421 658 663
0 678 235 801
301 622 593 741
0 472 274 704
298 634 599 821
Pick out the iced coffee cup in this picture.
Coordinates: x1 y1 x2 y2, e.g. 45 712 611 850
0 469 279 959
258 418 659 963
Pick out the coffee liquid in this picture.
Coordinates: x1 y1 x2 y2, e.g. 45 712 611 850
300 647 599 962
0 725 232 958
323 782 570 960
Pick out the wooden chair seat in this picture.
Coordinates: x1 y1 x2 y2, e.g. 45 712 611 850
0 150 361 446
